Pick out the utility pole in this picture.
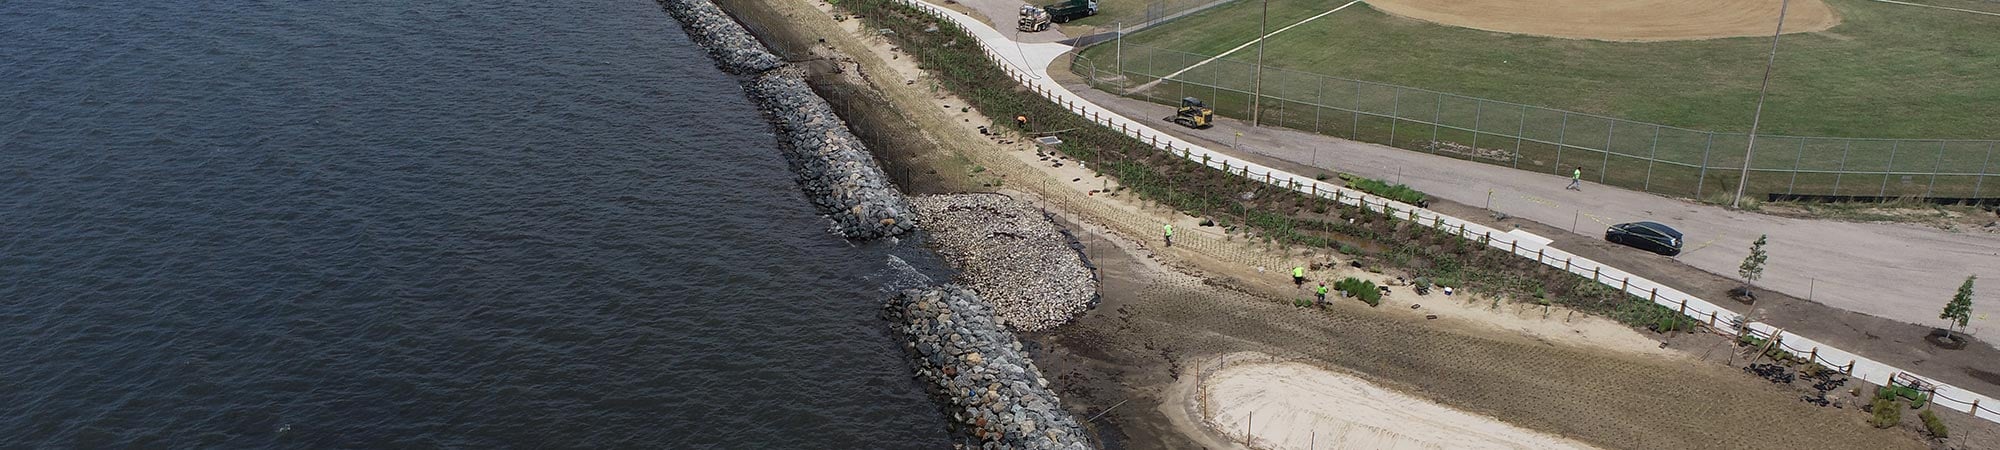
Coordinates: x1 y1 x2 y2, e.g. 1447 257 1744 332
1251 0 1269 127
1115 22 1123 75
1733 0 1791 209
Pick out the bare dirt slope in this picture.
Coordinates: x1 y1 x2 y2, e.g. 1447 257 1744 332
1367 0 1841 41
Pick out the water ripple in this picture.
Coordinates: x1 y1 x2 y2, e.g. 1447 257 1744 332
0 0 951 447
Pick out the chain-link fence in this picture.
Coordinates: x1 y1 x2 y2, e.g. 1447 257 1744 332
1100 0 1232 29
1070 43 2000 202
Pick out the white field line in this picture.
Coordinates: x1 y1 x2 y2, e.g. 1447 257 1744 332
1131 0 1363 92
894 0 2000 424
1866 0 2000 17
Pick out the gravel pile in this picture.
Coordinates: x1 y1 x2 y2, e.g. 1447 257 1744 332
912 194 1096 332
658 0 915 240
884 286 1092 450
655 0 784 74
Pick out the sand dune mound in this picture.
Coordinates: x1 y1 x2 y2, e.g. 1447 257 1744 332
1367 0 1841 41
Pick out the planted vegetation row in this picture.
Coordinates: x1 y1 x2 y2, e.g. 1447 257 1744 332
844 0 1694 331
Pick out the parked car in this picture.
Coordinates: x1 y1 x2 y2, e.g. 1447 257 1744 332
1605 221 1682 256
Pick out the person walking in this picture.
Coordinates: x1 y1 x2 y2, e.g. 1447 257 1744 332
1567 166 1583 191
1314 281 1329 306
1292 266 1306 287
1162 223 1174 247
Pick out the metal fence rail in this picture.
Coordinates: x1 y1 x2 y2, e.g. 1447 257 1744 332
1069 43 2000 201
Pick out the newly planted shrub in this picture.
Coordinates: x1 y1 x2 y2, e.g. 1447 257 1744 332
1919 409 1948 438
1870 398 1904 429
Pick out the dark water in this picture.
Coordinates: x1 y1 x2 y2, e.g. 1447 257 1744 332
0 0 953 447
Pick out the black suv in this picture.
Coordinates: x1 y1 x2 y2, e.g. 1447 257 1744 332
1605 221 1683 256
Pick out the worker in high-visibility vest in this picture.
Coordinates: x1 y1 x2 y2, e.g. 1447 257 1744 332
1314 282 1329 306
1292 266 1305 287
1162 223 1174 247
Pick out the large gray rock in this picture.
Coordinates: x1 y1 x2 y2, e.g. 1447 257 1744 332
655 0 785 74
656 0 915 240
885 286 1092 450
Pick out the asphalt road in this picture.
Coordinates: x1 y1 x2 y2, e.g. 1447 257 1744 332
1073 85 2000 333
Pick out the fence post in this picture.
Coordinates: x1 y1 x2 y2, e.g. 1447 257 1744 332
1563 257 1572 272
1600 121 1614 183
1927 141 1946 198
1643 126 1661 192
1592 266 1601 282
1511 240 1519 254
1808 347 1819 365
1696 132 1712 199
1432 95 1442 146
1882 141 1900 197
1788 138 1806 195
1621 277 1630 292
1352 80 1361 140
1314 76 1325 134
1833 140 1852 196
1513 104 1527 169
1554 112 1570 172
1472 100 1483 153
1846 360 1856 374
1649 288 1658 304
1390 88 1402 147
1535 247 1543 262
1976 142 1995 198
1708 310 1718 328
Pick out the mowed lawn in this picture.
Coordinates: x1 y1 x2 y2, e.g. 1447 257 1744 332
1083 0 2000 140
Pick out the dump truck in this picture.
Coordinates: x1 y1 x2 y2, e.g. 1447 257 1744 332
1040 0 1098 23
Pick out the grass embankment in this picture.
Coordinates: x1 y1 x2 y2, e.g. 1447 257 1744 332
844 0 1692 330
1079 0 2000 199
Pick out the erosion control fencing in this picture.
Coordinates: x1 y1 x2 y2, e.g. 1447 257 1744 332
1069 44 2000 203
882 0 1999 424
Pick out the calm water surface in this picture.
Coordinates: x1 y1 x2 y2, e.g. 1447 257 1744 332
0 0 952 447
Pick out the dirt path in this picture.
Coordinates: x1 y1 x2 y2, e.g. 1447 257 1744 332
1367 0 1841 42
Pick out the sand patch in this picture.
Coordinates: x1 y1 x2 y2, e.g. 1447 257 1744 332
1366 0 1842 42
1199 359 1597 449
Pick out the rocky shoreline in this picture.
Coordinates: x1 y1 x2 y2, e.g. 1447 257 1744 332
912 194 1098 332
884 286 1092 450
656 0 914 239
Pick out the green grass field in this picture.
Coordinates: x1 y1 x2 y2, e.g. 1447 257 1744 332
1085 0 2000 139
1073 0 2000 199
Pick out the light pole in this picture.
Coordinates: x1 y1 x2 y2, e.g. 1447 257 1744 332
1733 0 1792 209
1251 0 1269 127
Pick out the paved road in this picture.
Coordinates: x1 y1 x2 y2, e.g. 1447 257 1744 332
1075 87 2000 332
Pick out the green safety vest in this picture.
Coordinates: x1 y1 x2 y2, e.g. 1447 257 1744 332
1316 285 1329 295
1293 267 1305 277
1163 224 1173 236
1573 168 1582 180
